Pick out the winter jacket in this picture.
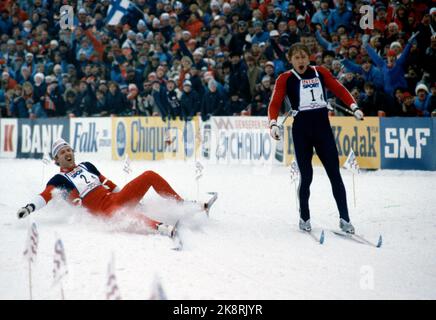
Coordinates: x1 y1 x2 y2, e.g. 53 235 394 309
342 59 384 90
180 90 201 120
365 42 412 96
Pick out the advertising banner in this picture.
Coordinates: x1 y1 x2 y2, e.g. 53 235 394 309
380 118 435 170
206 117 281 165
17 118 69 159
70 118 112 160
0 119 18 159
112 117 199 161
283 117 381 169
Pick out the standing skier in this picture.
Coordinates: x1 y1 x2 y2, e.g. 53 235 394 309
268 43 364 234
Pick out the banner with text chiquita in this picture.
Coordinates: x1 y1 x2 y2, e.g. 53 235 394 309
112 117 199 161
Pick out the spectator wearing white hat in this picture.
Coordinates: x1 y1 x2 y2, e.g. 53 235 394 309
201 78 226 120
180 78 201 121
1 70 17 90
414 83 431 116
192 48 207 70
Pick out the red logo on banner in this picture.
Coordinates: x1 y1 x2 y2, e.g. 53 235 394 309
3 124 14 152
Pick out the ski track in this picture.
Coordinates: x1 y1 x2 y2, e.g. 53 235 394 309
0 159 435 299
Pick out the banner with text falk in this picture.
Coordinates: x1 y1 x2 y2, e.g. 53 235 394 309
70 118 112 161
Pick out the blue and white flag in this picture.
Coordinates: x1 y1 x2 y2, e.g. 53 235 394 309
149 275 167 300
289 159 300 184
53 238 68 284
123 153 132 174
195 161 204 181
23 222 39 263
343 149 360 174
106 0 131 25
106 254 122 300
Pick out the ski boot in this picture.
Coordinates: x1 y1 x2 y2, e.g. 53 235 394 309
339 218 355 234
299 218 312 232
157 223 176 238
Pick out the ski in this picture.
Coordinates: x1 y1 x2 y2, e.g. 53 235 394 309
171 220 183 251
204 192 218 216
330 230 382 248
301 228 325 244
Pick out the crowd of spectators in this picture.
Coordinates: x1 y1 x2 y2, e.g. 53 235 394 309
0 0 435 121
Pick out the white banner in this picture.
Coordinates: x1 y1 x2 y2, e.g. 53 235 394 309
70 118 112 160
0 119 18 158
201 117 284 165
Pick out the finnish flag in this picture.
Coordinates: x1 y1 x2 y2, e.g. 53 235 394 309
106 0 131 25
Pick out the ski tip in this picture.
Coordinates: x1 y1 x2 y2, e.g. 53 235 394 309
319 230 325 244
376 235 383 248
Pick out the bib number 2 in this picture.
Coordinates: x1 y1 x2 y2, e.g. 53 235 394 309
80 174 90 184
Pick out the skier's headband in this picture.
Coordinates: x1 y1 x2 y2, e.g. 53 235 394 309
52 139 71 158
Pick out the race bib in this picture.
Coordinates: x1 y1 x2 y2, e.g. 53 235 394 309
299 77 327 111
63 165 101 198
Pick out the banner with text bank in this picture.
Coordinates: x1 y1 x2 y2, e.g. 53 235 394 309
16 118 69 159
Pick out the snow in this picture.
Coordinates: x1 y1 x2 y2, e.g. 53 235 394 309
0 158 435 300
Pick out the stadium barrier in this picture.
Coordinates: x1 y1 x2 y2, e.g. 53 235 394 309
0 117 434 170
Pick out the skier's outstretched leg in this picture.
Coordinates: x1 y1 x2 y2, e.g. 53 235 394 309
113 170 184 208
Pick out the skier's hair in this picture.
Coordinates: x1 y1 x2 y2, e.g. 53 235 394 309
287 43 310 60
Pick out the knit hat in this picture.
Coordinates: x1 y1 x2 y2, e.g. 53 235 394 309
52 138 71 158
415 83 429 95
390 41 402 50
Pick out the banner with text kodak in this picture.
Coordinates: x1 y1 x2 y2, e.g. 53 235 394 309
112 117 199 161
283 116 381 169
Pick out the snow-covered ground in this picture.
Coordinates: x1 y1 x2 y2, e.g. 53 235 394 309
0 158 435 300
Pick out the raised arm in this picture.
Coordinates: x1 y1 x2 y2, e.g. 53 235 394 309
364 43 385 69
315 30 334 51
341 59 363 74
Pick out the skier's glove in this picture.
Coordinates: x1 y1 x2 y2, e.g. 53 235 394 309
351 103 364 121
17 204 35 219
269 120 281 140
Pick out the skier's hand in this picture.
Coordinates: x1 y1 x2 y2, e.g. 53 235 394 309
17 204 35 219
351 103 364 121
408 31 420 44
361 34 370 48
269 120 281 140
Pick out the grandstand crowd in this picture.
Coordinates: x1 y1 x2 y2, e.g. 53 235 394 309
0 0 435 120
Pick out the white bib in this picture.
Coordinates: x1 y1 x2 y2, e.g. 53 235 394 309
291 67 327 111
63 164 101 198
